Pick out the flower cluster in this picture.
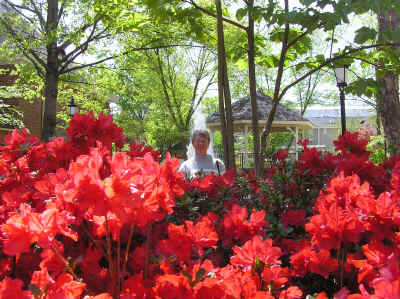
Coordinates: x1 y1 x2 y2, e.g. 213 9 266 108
1 114 400 298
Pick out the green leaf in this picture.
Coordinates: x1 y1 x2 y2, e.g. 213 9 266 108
354 27 377 44
29 284 42 297
347 78 378 98
194 268 206 285
181 270 192 283
236 7 248 21
300 0 316 6
235 58 248 71
295 62 306 71
315 54 326 64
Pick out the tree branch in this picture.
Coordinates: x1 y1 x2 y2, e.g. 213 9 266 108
60 44 205 74
287 22 323 49
62 17 103 47
59 21 107 69
183 0 247 31
28 0 46 30
58 0 66 24
154 49 180 126
348 56 381 68
0 18 47 72
278 43 399 101
3 0 38 27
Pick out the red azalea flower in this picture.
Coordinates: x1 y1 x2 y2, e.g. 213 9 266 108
153 273 194 299
31 266 55 291
67 111 98 152
0 277 32 298
81 246 110 293
307 173 374 250
230 236 282 272
262 266 289 289
95 112 127 149
194 277 227 299
280 209 306 227
45 272 86 299
391 161 400 194
222 204 267 246
333 287 350 299
296 145 335 176
279 286 302 299
67 111 127 153
275 149 289 161
1 203 77 256
315 292 328 299
121 273 154 298
157 215 218 263
0 128 40 162
334 131 369 158
279 238 310 255
39 240 65 278
218 265 261 298
84 294 113 299
290 246 338 278
128 141 160 162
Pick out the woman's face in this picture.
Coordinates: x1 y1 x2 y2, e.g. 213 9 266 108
192 135 209 156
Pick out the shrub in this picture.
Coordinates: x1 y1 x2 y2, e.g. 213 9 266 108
0 112 400 298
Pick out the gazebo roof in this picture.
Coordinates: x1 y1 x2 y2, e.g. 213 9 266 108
206 91 310 124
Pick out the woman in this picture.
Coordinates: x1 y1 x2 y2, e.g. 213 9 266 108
178 129 225 179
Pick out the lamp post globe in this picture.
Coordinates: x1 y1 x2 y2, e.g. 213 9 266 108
68 98 79 117
334 65 349 135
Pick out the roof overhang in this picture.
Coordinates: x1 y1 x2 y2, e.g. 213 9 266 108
206 119 315 132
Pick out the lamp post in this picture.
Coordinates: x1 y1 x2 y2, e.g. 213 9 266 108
68 98 79 117
334 65 349 135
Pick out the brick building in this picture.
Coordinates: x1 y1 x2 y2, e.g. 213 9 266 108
0 64 43 140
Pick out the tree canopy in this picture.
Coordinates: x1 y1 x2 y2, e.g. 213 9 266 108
1 0 400 164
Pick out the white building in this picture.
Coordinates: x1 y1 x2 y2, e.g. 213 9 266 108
303 106 376 150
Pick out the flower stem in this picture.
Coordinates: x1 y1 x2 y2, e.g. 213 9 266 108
105 216 117 298
51 243 79 281
144 223 152 279
82 220 107 257
117 238 121 293
122 222 135 279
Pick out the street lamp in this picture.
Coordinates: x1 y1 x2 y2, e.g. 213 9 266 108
334 65 349 135
68 98 79 117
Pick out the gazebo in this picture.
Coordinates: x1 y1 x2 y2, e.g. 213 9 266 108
206 91 314 166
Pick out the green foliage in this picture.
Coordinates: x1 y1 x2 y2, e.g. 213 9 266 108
347 78 378 99
200 96 219 116
212 131 224 156
354 26 378 44
4 64 44 102
91 28 215 156
0 100 24 129
367 135 387 164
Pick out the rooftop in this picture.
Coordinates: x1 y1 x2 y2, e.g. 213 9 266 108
206 91 309 123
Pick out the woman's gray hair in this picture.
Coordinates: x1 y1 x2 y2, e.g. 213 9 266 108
191 129 211 144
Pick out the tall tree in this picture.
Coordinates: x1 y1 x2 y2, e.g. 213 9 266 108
376 5 400 154
333 1 400 154
0 0 142 140
246 0 261 174
215 0 235 169
95 41 216 156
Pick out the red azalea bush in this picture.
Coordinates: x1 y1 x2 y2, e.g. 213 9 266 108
1 112 400 298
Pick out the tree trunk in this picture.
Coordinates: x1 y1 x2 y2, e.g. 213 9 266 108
42 0 59 141
376 71 400 154
376 7 400 155
215 0 235 169
42 71 59 141
259 0 290 175
222 44 235 169
247 0 260 175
